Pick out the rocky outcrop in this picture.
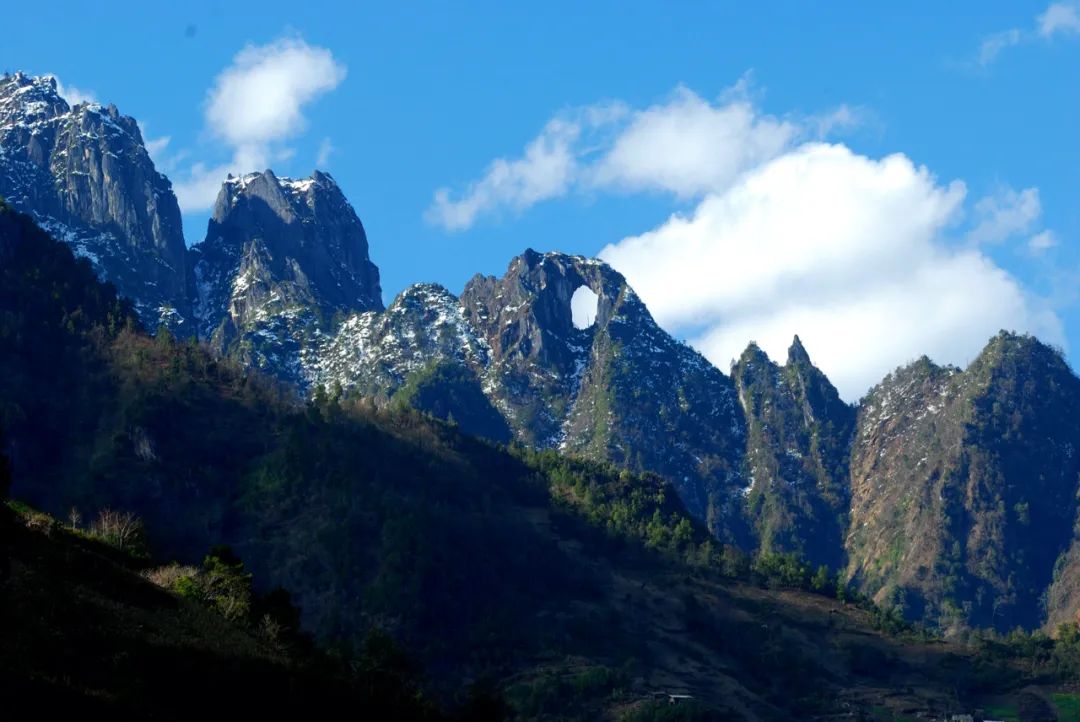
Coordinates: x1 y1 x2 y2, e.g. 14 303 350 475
0 72 189 331
190 169 383 382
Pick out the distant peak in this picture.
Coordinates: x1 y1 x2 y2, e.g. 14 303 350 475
787 334 811 365
969 330 1067 373
738 341 772 366
990 329 1042 348
397 281 454 298
519 248 543 268
1 74 125 121
391 282 458 309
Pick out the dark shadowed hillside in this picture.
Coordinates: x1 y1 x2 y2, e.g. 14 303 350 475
0 503 457 721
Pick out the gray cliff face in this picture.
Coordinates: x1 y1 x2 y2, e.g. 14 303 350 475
191 170 383 383
0 72 189 331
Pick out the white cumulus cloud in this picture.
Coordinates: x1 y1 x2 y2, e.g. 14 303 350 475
598 143 1063 401
173 36 346 212
586 86 797 198
426 117 583 230
205 37 346 148
1039 2 1080 37
426 84 848 231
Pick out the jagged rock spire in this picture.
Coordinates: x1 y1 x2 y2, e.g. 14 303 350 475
787 334 811 366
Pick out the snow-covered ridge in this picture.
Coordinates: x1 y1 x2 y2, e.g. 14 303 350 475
223 170 331 197
280 177 316 193
0 73 136 141
304 281 490 394
0 73 69 129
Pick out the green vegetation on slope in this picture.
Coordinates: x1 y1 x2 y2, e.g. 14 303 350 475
391 360 513 443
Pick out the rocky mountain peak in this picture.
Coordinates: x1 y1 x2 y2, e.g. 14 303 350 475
303 279 489 403
191 169 383 381
462 250 630 369
967 330 1068 381
203 169 382 317
0 71 190 332
0 73 70 130
846 330 1080 632
736 341 771 368
458 251 749 533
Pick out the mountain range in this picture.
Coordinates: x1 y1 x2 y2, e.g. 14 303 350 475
4 69 1080 641
1 189 1058 720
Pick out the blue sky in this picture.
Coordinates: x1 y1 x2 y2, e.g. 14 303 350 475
6 1 1079 398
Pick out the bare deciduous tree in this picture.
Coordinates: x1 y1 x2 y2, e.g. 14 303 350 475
90 508 147 555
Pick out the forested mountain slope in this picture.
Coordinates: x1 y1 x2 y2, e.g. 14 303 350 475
4 200 1063 721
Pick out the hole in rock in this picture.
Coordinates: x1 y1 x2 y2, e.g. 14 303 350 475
571 285 599 329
